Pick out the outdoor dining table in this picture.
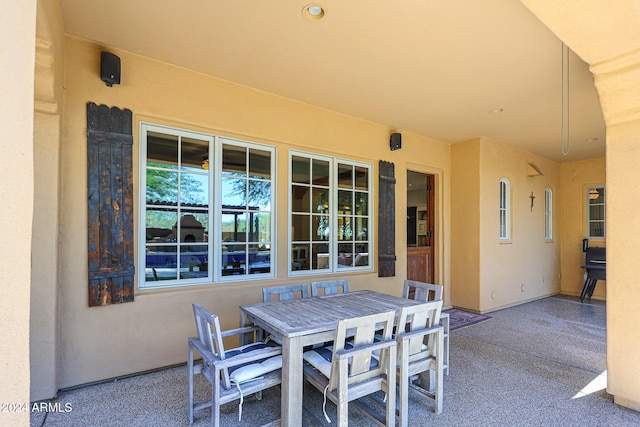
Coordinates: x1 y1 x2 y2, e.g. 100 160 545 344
239 289 422 426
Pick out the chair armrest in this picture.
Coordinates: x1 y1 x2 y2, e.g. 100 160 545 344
221 325 261 338
396 325 443 342
334 338 396 361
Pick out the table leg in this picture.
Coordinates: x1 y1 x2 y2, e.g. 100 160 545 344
282 335 304 426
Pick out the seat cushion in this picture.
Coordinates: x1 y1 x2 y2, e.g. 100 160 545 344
303 343 379 379
229 355 282 384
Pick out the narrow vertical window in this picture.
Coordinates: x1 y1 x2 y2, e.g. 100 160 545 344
499 178 511 240
587 186 605 239
545 187 553 240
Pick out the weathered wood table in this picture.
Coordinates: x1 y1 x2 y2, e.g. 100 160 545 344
239 290 421 426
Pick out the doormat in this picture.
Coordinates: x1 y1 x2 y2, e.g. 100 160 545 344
443 308 491 330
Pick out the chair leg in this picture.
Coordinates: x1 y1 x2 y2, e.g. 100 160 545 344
188 343 194 424
434 331 444 414
337 360 349 426
386 345 396 427
212 381 220 427
398 341 410 427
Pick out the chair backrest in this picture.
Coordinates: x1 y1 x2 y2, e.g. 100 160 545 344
192 302 233 388
397 300 443 360
328 310 396 391
263 283 309 302
402 280 443 302
310 279 349 297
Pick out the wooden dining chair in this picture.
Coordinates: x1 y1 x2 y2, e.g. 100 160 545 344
310 279 349 297
262 283 309 302
402 280 450 375
302 310 397 426
188 303 282 426
396 300 444 425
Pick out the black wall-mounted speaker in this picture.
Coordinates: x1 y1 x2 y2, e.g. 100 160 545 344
390 132 402 151
100 51 121 87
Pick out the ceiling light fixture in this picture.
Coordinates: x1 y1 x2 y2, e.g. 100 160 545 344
303 4 326 20
561 43 571 156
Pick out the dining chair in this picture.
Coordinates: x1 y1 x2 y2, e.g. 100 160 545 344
402 280 450 375
310 279 349 297
396 300 444 425
262 283 309 302
188 303 282 426
302 310 397 426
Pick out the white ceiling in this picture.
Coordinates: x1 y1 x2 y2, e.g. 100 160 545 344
59 0 606 162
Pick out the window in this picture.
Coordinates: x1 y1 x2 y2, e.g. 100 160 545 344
499 178 511 240
587 186 605 239
289 152 372 274
545 187 553 240
139 123 275 288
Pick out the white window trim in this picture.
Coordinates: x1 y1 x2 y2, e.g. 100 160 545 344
545 187 553 241
499 178 511 241
586 185 606 240
288 150 374 276
138 123 276 289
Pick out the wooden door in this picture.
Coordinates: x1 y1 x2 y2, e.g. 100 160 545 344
406 172 435 283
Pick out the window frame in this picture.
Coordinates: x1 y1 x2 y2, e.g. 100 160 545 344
288 150 374 276
499 178 511 241
138 123 276 290
586 185 606 240
545 187 553 241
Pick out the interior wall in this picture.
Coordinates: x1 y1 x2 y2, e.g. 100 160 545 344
0 0 36 423
559 157 606 299
54 35 452 390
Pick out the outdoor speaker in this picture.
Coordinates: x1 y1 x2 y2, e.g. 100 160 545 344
390 132 402 151
100 51 121 87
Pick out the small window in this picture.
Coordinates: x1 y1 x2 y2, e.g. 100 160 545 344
499 178 511 240
545 187 553 240
587 186 605 239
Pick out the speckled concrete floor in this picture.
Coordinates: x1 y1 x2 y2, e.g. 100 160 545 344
30 295 640 427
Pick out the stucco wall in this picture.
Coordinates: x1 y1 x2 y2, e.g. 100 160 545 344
451 137 561 313
0 0 36 424
559 158 606 299
54 35 452 389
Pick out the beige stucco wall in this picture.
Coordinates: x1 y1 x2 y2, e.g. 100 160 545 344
452 137 561 313
0 0 36 424
31 0 65 401
522 0 640 412
52 35 452 389
559 158 606 299
451 139 481 310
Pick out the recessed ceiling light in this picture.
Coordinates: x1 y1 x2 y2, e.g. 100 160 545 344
488 108 504 114
584 137 598 142
303 4 326 20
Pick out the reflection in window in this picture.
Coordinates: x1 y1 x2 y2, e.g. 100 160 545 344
139 124 275 288
587 186 605 239
289 152 372 274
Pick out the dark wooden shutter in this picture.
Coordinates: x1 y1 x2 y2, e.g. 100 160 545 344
87 102 135 306
378 160 396 277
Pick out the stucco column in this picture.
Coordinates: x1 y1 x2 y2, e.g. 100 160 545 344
521 0 640 411
0 0 37 425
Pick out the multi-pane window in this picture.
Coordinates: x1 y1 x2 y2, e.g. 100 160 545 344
545 187 553 240
499 178 511 240
587 186 605 239
139 123 275 288
289 152 372 274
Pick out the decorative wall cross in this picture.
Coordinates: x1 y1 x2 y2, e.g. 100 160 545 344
530 191 535 212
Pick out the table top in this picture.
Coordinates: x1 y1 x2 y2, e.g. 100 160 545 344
240 290 421 338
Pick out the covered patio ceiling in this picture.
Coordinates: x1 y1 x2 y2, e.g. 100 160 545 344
59 0 606 162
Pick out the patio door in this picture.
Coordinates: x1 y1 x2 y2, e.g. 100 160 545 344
406 171 434 283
